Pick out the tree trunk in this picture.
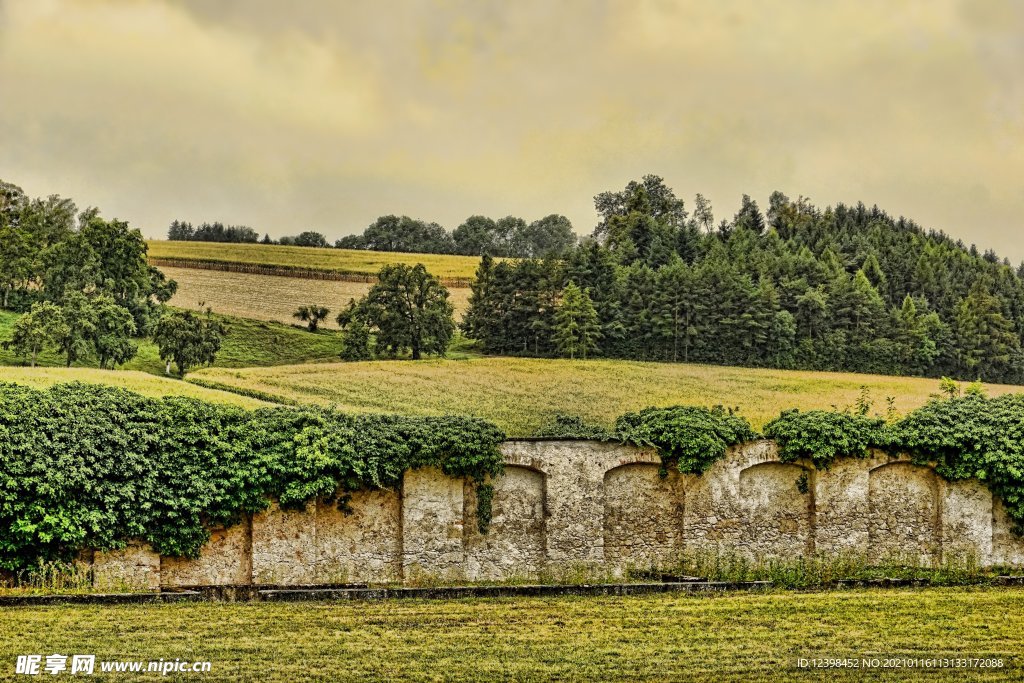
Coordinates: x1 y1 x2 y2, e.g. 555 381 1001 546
165 360 171 375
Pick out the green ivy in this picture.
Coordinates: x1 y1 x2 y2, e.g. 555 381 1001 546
614 405 757 475
11 381 1024 572
886 394 1024 528
763 409 886 469
475 483 494 534
0 382 504 571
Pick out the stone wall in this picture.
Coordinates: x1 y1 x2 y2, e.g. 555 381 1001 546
84 440 1023 590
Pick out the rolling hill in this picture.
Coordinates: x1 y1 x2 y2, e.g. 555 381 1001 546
188 356 1020 435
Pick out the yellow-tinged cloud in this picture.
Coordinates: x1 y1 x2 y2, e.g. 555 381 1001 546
0 0 1022 257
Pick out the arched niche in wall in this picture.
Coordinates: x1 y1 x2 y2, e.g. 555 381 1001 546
738 462 815 557
602 462 685 567
867 461 940 564
464 465 547 579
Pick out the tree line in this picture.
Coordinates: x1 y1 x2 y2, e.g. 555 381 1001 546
1 180 225 374
169 213 577 258
168 220 330 248
460 176 1024 383
336 213 577 258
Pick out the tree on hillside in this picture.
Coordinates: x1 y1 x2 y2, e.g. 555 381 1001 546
293 305 330 332
512 214 577 258
0 223 32 309
40 215 174 332
732 194 766 234
460 254 499 343
654 258 702 362
602 185 680 268
167 220 194 240
338 316 373 361
342 264 455 360
553 282 601 360
280 231 329 247
92 295 138 369
153 310 228 376
361 215 455 253
953 282 1021 380
6 301 60 366
51 292 98 367
593 175 687 239
453 215 499 256
692 193 714 234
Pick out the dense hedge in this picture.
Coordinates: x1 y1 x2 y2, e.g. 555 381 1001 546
0 382 504 571
763 410 886 468
614 405 757 475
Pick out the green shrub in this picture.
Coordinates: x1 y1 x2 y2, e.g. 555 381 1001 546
763 409 886 469
0 382 504 571
614 405 756 475
887 393 1024 528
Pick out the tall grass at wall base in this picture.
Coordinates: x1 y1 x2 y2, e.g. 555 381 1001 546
642 550 997 589
0 560 99 597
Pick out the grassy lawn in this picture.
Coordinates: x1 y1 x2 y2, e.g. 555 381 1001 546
190 356 1023 434
147 240 488 280
0 310 345 376
162 265 471 329
0 588 1020 681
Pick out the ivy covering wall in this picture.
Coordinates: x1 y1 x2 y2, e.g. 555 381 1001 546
0 382 504 572
4 381 1024 572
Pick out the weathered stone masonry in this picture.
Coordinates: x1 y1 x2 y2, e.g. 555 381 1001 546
88 440 1024 590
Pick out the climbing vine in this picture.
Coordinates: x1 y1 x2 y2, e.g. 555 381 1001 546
0 382 504 572
9 380 1024 572
763 409 886 469
614 405 757 475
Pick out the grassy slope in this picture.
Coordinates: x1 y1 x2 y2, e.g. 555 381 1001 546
0 310 345 376
0 366 269 408
163 265 471 329
1 588 1020 681
147 240 487 279
190 355 1024 434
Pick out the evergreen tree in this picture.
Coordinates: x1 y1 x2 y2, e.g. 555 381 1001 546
953 282 1021 380
552 282 601 359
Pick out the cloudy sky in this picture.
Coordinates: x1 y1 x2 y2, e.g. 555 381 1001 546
2 0 1023 258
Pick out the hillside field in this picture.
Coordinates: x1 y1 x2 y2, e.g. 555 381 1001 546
163 266 471 327
0 366 269 408
189 356 1023 434
147 240 488 280
1 588 1020 681
0 310 346 375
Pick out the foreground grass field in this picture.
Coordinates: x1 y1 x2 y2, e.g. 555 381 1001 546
191 356 1022 433
163 266 471 328
1 588 1020 681
147 240 488 280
